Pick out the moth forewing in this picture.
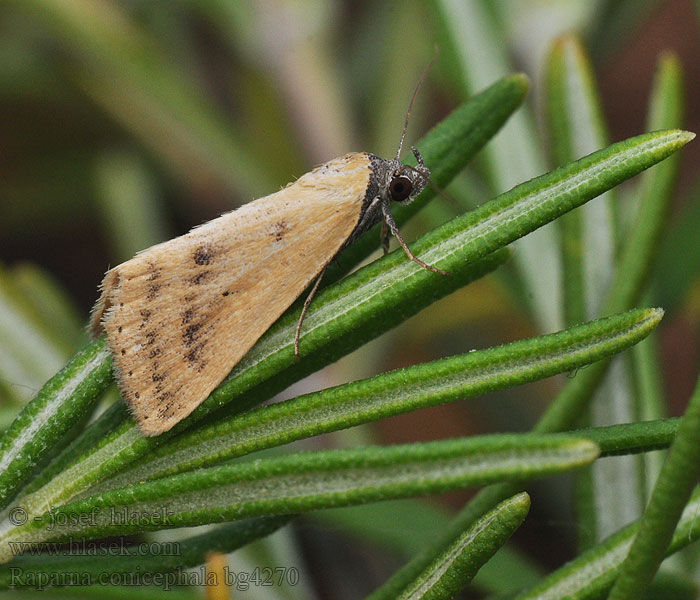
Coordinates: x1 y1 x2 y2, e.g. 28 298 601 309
92 153 372 436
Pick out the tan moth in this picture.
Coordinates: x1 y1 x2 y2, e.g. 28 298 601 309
90 61 447 436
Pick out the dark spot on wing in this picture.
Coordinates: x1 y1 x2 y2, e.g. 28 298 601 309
183 323 202 346
152 372 165 383
273 220 290 242
182 308 195 324
139 310 152 330
155 389 178 419
222 291 230 297
190 271 210 285
147 283 161 299
158 391 172 401
185 342 207 371
193 245 214 265
147 267 161 281
157 403 174 418
118 326 122 333
145 330 157 346
148 347 161 358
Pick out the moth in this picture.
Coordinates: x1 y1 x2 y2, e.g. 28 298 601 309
90 64 447 436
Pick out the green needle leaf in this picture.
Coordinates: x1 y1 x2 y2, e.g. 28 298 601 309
0 435 597 560
96 308 664 490
0 339 112 509
620 52 685 314
578 419 679 456
545 33 617 326
515 485 700 600
371 493 531 600
608 376 700 600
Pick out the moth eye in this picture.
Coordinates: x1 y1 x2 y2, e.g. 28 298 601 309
389 176 413 202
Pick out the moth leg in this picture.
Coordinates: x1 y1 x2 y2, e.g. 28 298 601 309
380 203 450 276
295 266 328 358
381 220 391 255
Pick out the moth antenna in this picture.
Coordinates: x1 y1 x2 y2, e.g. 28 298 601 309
395 44 440 162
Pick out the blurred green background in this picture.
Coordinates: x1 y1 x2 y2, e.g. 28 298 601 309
1 1 700 598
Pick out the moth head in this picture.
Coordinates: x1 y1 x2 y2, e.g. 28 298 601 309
381 146 430 206
387 164 429 205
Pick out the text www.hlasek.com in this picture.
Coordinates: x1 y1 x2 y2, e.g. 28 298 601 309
8 540 181 558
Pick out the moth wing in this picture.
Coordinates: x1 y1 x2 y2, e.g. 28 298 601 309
92 152 371 435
